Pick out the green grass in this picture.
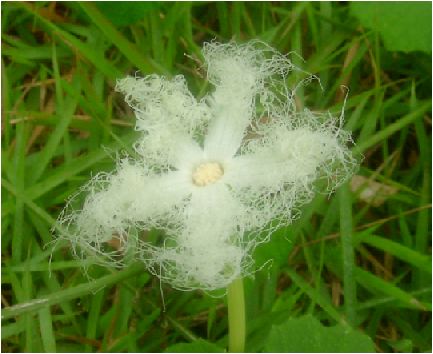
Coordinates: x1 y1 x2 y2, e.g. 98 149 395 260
1 2 431 352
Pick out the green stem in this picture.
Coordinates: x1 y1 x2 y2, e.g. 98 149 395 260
227 277 246 352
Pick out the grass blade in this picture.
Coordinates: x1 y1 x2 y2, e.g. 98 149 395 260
355 233 432 274
1 264 144 320
286 268 345 326
354 267 431 311
79 2 166 75
339 183 357 326
38 306 56 352
24 131 137 202
353 100 432 154
17 2 121 81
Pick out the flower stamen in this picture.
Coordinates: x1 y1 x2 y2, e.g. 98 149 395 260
192 162 224 186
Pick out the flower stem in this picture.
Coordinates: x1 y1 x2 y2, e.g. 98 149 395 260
227 277 245 353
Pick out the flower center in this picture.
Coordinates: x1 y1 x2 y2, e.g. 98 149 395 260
192 162 224 187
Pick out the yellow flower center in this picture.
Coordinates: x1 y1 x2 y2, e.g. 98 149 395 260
192 162 224 187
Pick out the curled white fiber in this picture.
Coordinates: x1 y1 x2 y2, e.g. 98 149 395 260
55 41 357 291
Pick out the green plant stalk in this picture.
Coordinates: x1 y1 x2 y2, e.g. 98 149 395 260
227 278 246 352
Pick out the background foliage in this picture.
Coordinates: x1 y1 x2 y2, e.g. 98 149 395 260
1 1 431 352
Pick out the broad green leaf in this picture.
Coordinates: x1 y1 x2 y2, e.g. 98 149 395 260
164 339 224 353
350 2 432 53
254 226 294 268
264 315 375 352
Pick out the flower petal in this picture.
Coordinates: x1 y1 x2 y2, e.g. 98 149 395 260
203 94 252 160
203 42 264 159
218 126 356 231
202 41 299 160
182 184 244 244
116 74 211 168
116 74 210 134
225 127 356 191
58 162 193 250
148 184 247 290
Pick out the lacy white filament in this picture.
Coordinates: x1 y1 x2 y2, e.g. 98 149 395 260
56 40 357 291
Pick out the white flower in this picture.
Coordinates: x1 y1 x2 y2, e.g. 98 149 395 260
57 41 357 291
